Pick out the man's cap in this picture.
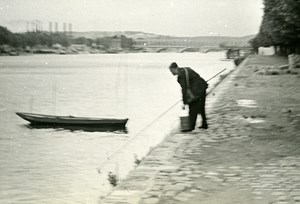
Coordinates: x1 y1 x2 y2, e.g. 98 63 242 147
169 62 178 69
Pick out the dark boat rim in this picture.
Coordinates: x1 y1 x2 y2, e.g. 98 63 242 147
16 112 129 126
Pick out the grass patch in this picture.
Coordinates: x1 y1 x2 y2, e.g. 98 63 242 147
108 172 118 187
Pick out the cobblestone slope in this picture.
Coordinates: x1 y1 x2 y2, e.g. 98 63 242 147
100 55 300 204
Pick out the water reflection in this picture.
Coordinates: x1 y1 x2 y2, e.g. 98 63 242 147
23 124 128 133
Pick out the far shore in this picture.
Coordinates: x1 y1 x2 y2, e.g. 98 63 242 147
0 47 229 57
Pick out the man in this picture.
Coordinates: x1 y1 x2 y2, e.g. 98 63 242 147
169 62 208 131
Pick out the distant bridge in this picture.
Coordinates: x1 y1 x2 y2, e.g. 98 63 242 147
156 48 168 53
180 47 200 53
132 44 226 53
155 47 200 53
153 46 223 53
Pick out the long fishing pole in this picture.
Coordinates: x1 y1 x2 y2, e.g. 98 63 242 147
205 68 226 83
96 68 228 172
115 68 228 140
134 68 227 132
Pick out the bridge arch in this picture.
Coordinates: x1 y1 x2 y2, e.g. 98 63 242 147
180 47 199 53
156 48 168 53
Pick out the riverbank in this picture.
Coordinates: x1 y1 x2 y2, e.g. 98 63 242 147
0 48 227 56
100 55 300 204
0 52 234 204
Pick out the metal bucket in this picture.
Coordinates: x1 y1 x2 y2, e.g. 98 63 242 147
180 116 190 131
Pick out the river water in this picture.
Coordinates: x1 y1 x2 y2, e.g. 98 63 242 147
0 52 233 204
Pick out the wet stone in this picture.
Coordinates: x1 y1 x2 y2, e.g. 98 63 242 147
170 172 184 176
163 185 186 191
227 177 241 182
174 182 193 188
255 163 264 167
188 174 201 178
195 185 204 190
180 170 194 175
155 181 171 186
276 196 289 201
260 174 276 178
193 170 203 175
271 191 285 196
141 194 152 199
211 178 224 182
160 169 178 173
293 196 300 202
224 173 239 177
164 191 176 197
205 171 220 176
173 195 189 202
147 191 161 197
142 197 160 204
158 171 169 176
171 176 192 181
229 166 241 169
151 185 163 191
190 189 201 193
252 191 263 195
177 192 194 198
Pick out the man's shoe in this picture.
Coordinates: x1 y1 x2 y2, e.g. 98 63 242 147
198 125 208 129
181 129 193 132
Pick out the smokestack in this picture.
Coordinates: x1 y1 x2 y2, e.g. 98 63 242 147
49 22 52 33
68 23 72 35
31 21 36 32
39 21 43 32
26 21 30 32
36 21 39 32
55 22 58 32
63 22 67 33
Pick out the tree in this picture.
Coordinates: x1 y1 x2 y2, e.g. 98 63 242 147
0 26 15 45
251 0 300 54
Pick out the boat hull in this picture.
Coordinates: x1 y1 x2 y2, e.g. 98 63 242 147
16 112 128 128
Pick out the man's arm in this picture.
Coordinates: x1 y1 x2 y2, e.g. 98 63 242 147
177 72 188 104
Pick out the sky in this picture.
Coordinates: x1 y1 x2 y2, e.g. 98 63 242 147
0 0 264 37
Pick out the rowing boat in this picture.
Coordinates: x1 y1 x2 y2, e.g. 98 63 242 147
16 112 129 128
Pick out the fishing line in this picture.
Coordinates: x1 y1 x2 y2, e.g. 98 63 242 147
114 58 122 100
97 68 227 172
114 54 130 117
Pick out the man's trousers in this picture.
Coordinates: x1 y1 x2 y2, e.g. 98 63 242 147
188 90 207 129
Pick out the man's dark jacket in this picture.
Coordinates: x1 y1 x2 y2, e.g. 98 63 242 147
177 67 208 104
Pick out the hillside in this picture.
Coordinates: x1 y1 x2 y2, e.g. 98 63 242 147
71 31 255 41
71 31 169 39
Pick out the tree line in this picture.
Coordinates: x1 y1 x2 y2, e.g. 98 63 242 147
250 0 300 55
0 26 107 49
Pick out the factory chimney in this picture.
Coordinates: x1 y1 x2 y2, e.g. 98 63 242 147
68 23 72 35
55 22 58 32
63 22 67 33
49 22 52 33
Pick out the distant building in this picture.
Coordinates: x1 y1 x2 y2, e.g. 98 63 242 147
258 46 275 56
97 35 133 50
226 49 240 59
69 44 88 51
